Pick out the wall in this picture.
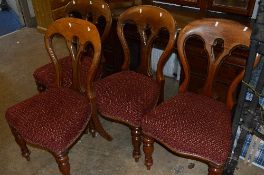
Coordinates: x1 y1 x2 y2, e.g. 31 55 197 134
27 0 35 17
6 0 24 25
252 0 260 19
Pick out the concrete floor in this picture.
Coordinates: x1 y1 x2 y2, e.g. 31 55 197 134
0 28 263 175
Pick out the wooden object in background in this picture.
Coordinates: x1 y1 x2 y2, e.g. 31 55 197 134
143 0 256 16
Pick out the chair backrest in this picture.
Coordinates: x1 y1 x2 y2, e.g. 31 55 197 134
117 5 177 87
44 17 101 99
64 0 112 43
177 18 253 110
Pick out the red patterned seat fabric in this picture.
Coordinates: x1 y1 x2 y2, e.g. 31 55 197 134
141 92 232 165
5 87 91 154
95 71 160 127
33 55 97 89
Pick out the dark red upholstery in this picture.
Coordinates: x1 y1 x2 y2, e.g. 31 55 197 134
141 92 232 165
6 87 91 154
33 55 98 90
95 71 160 127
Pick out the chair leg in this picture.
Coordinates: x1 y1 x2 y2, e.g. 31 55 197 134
35 81 46 92
208 164 224 175
10 126 30 161
131 127 141 162
92 114 112 141
85 120 96 137
143 134 154 170
54 153 70 175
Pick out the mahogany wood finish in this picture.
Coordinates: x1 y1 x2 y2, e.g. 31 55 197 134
117 5 177 152
177 18 251 108
142 18 253 175
34 0 112 92
131 127 142 162
10 126 31 161
95 5 177 162
55 154 70 175
6 18 108 175
207 0 256 16
143 0 256 16
64 0 112 43
143 134 154 170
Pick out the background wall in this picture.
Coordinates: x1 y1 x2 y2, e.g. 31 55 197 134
6 0 24 25
252 0 260 19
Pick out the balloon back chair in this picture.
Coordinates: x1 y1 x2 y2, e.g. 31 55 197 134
5 18 105 175
95 5 177 162
141 18 253 175
33 0 112 92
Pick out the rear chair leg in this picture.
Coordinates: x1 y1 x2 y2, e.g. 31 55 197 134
85 120 96 137
35 81 46 92
143 134 154 170
10 126 30 161
131 127 141 162
208 164 224 175
92 114 112 141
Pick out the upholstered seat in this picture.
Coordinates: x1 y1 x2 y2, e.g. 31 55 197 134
142 92 231 165
33 56 93 90
95 71 160 127
6 87 91 154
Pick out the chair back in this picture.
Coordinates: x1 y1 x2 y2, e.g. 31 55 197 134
177 18 254 109
44 17 101 99
117 5 177 89
65 0 112 43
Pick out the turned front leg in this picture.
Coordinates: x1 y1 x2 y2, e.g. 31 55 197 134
54 153 70 175
10 126 30 161
131 127 142 162
143 134 154 170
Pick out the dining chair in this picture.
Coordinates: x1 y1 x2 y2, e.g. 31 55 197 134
141 18 254 175
5 17 108 175
94 5 177 161
33 0 112 92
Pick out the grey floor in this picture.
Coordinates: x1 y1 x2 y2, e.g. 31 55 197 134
0 28 263 175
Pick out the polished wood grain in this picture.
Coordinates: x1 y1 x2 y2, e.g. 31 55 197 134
142 18 256 175
65 0 112 42
208 0 256 16
35 0 112 92
177 18 252 110
97 5 177 162
8 18 105 175
119 4 177 160
143 0 256 16
32 0 54 32
117 5 177 102
45 17 112 143
46 18 108 174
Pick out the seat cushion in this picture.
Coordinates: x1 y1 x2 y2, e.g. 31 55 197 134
33 55 97 90
6 87 91 154
95 71 160 127
141 92 232 165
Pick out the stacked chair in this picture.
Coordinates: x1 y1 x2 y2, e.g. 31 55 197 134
5 17 104 175
32 0 113 139
33 0 112 92
141 18 253 175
